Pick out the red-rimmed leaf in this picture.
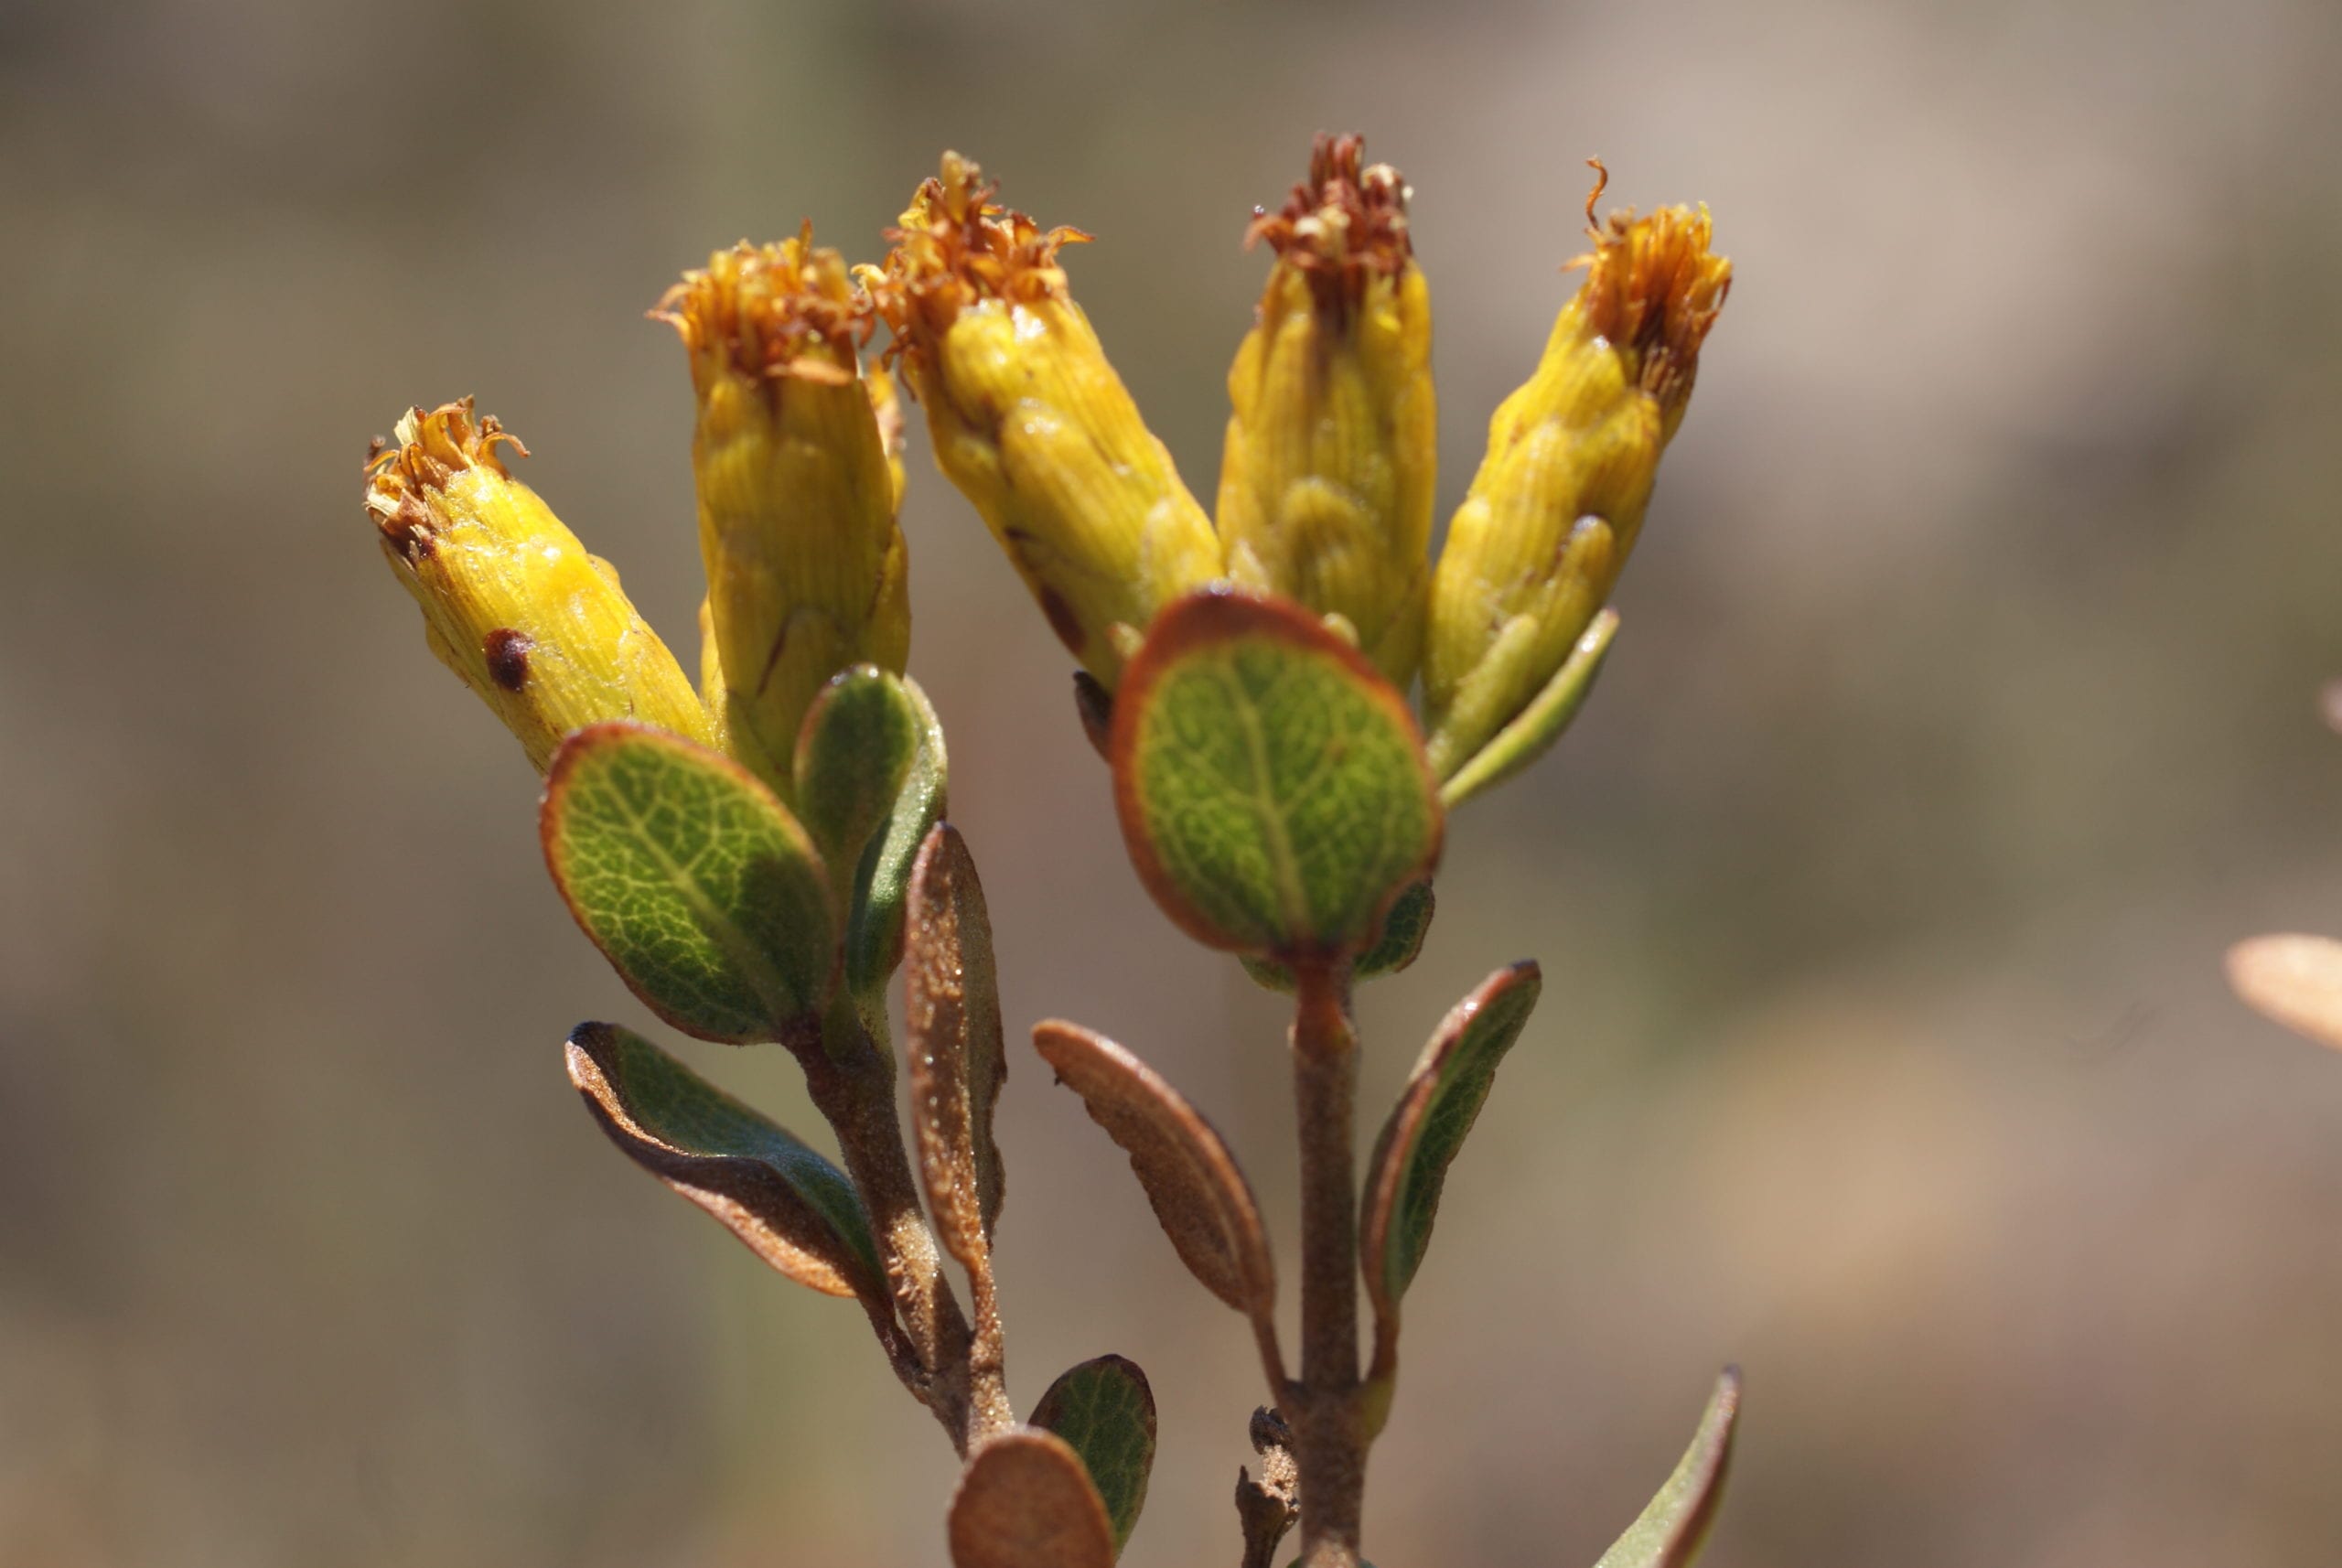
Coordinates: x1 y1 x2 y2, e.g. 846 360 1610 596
543 722 833 1044
1109 587 1441 960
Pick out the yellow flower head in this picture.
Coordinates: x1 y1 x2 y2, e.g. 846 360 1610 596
871 152 1220 690
1423 164 1730 781
364 398 714 772
1218 133 1434 687
655 231 910 795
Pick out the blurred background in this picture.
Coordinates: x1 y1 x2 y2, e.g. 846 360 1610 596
5 0 2341 1563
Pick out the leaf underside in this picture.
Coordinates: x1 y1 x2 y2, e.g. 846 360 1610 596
905 822 1010 1270
1031 1020 1277 1328
2228 932 2342 1052
949 1427 1118 1568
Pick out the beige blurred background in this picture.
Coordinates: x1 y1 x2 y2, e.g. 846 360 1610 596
5 0 2341 1563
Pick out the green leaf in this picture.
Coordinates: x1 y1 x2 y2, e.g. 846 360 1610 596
564 1021 884 1298
1440 607 1618 810
1243 879 1436 993
1361 961 1542 1316
793 664 922 875
1031 1355 1156 1557
845 675 949 1032
1593 1369 1743 1568
543 723 834 1044
1032 1021 1282 1373
1111 587 1442 960
905 822 1009 1268
949 1427 1117 1568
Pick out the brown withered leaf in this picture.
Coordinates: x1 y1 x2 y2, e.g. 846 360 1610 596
2229 933 2342 1053
564 1022 886 1304
949 1427 1117 1568
1032 1022 1279 1342
905 822 1009 1270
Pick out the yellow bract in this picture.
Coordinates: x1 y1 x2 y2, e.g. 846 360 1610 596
365 399 714 772
874 154 1219 690
1423 197 1730 781
1218 135 1434 687
658 234 910 796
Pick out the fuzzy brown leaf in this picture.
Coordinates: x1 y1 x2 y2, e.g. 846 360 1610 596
2229 933 2342 1052
1033 1021 1282 1374
949 1428 1117 1568
906 822 1010 1270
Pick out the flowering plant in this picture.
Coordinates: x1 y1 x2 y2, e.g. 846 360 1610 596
362 134 1734 1568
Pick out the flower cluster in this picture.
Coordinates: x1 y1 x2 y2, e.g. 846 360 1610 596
365 137 1726 810
359 132 1740 1568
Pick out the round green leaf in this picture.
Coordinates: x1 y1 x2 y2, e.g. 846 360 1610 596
1110 588 1442 959
543 722 834 1044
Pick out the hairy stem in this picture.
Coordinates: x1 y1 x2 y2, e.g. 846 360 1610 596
965 1251 1015 1440
793 1015 985 1455
1291 959 1365 1568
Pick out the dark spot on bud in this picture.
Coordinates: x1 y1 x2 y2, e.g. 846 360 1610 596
484 629 532 692
1037 583 1086 656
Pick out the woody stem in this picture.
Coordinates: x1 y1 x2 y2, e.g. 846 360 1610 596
1291 958 1365 1568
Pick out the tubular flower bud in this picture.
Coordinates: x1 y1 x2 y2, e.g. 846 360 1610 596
1423 171 1730 780
364 399 715 772
872 152 1219 689
656 231 910 793
1218 134 1434 686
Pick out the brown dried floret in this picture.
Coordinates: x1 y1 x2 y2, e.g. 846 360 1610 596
1567 159 1733 415
1243 132 1413 323
870 151 1091 360
653 227 874 393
